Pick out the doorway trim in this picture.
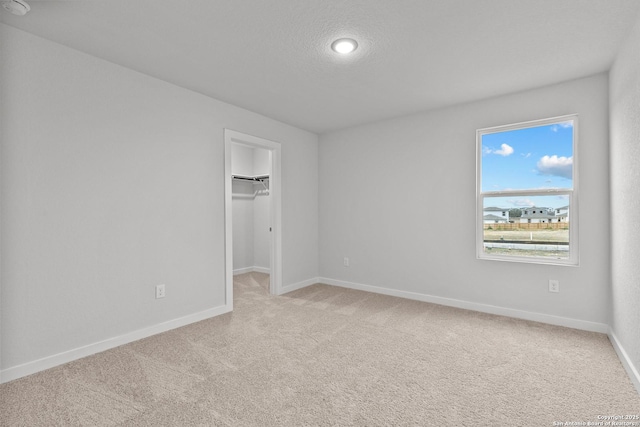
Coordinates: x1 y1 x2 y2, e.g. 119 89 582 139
224 129 282 307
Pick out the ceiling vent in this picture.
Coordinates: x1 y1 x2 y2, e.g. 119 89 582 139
2 0 30 16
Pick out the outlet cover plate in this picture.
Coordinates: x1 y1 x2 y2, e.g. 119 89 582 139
156 284 166 299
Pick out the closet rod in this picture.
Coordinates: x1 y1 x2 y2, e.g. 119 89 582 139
232 174 269 182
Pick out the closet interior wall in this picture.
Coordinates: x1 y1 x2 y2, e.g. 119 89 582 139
231 144 270 274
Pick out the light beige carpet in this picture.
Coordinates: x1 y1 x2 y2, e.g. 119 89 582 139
1 272 639 426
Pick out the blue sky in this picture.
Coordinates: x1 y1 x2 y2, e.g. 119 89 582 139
481 120 573 209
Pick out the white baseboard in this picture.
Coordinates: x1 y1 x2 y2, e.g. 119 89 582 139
608 329 640 394
279 277 320 295
319 277 609 334
233 266 270 276
0 303 232 384
233 267 253 275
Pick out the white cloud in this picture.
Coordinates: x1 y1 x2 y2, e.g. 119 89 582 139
496 143 514 156
507 198 536 207
486 143 514 156
521 152 532 158
537 155 573 179
551 121 573 132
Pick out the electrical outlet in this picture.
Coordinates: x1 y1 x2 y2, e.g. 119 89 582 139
343 257 350 267
156 284 166 299
549 279 559 293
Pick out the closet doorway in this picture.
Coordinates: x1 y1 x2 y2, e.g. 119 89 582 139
224 129 282 308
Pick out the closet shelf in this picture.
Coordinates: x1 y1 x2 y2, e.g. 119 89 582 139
232 174 269 183
232 174 269 194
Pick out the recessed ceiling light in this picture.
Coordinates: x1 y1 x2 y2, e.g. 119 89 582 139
331 38 358 54
2 0 30 16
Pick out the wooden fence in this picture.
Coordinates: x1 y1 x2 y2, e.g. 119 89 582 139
483 222 569 230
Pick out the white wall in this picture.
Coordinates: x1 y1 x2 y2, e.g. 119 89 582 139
319 73 610 327
230 144 270 272
253 147 270 177
232 190 255 271
610 10 640 386
231 143 255 177
0 24 318 377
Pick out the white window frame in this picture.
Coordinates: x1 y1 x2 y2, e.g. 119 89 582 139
476 114 579 266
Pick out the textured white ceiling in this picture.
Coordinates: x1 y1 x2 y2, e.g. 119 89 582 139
2 0 639 134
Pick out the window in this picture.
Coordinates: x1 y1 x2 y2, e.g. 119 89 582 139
477 115 578 265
